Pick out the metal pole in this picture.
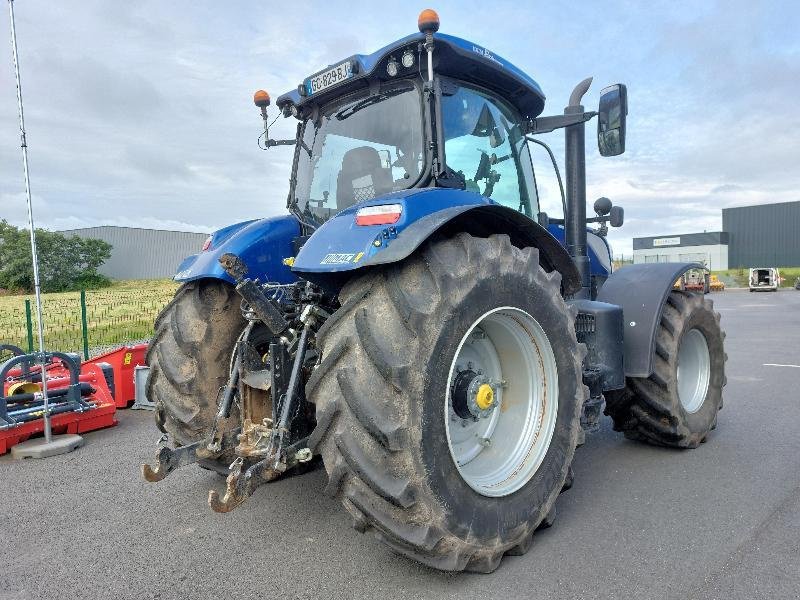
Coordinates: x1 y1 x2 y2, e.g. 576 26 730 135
8 0 52 442
24 298 33 351
80 290 89 360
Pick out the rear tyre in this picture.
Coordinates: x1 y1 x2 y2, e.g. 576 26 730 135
146 280 244 467
605 291 726 448
306 234 587 572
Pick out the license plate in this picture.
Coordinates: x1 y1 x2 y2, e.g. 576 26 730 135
305 60 354 96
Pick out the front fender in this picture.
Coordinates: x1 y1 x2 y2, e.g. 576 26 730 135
174 215 300 285
292 188 580 294
597 262 703 377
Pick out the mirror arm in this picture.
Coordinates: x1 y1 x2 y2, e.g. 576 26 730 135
526 111 597 135
265 139 296 147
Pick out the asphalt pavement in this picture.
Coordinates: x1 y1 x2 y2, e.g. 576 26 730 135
3 289 800 600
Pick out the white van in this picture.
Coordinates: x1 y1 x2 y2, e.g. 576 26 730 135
749 267 780 292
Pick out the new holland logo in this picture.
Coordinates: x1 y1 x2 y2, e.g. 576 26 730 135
472 45 502 66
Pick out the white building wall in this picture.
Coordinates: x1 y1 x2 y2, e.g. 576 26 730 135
633 244 728 270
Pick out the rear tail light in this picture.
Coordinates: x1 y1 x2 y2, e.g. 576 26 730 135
201 236 212 251
355 204 403 226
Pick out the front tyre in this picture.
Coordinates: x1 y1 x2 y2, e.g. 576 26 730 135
605 291 726 448
306 234 587 572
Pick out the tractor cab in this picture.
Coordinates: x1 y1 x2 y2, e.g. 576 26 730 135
286 76 539 223
268 26 548 226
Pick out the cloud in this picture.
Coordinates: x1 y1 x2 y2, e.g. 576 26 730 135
1 0 797 262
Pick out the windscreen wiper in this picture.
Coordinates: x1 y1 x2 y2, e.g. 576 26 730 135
335 88 407 121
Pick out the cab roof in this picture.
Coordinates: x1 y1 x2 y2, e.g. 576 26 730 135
276 32 546 120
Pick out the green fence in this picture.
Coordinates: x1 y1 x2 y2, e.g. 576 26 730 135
0 284 177 358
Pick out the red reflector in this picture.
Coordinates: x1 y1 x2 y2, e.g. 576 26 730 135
355 204 402 226
201 236 212 251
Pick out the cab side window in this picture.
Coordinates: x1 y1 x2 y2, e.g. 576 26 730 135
442 85 537 217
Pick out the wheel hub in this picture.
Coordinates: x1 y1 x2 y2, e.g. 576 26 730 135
451 369 499 419
475 383 495 411
445 307 559 498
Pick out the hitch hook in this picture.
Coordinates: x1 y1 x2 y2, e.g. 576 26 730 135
141 429 239 483
208 456 284 513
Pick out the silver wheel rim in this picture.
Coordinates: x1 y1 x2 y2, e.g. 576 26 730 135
677 328 710 413
444 307 559 497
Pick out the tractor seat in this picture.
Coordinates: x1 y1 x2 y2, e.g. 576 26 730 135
336 146 393 209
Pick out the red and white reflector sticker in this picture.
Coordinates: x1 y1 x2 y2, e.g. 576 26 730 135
355 204 403 226
201 236 212 251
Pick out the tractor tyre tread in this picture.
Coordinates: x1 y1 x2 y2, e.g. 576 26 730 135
307 233 586 573
146 280 244 460
604 291 725 448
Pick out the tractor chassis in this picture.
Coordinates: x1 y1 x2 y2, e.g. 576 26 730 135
142 254 327 513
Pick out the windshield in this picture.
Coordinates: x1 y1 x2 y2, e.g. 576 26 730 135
292 80 425 224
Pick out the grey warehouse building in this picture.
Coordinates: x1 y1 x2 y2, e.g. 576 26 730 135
634 200 800 270
722 201 800 268
61 226 208 280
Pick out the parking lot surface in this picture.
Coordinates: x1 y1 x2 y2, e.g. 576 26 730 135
3 289 800 600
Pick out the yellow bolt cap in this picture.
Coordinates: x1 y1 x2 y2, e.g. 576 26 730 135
475 384 494 410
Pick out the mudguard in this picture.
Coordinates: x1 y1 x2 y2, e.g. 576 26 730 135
174 215 300 285
292 188 581 294
596 262 702 378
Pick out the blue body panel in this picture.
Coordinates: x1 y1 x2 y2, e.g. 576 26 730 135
174 215 300 285
547 224 612 278
277 33 546 119
171 200 612 286
292 188 494 273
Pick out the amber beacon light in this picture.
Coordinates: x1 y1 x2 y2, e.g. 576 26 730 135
253 89 270 108
417 8 440 33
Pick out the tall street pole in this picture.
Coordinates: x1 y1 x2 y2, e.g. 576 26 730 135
7 1 83 458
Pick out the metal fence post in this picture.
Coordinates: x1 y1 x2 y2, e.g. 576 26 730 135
24 298 33 352
80 289 89 360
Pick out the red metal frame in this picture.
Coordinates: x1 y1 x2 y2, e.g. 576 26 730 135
90 343 148 408
1 359 117 455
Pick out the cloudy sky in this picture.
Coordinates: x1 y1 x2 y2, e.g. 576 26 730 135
1 1 797 257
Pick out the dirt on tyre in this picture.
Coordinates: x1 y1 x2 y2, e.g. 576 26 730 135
605 290 726 448
306 233 587 572
146 280 244 470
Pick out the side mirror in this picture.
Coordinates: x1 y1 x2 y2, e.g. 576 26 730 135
597 84 628 157
609 205 624 227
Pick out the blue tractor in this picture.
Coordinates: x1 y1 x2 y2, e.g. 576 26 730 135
143 10 726 573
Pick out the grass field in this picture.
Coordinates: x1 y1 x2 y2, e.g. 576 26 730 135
0 279 179 357
712 267 800 288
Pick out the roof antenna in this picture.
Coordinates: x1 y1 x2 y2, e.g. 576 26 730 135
6 0 83 457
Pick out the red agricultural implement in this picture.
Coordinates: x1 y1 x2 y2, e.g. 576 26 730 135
91 344 148 408
0 343 148 455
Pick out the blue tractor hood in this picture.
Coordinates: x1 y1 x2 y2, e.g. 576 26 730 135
174 215 300 285
277 32 546 120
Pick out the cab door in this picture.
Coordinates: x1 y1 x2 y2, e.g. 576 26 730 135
440 82 539 219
